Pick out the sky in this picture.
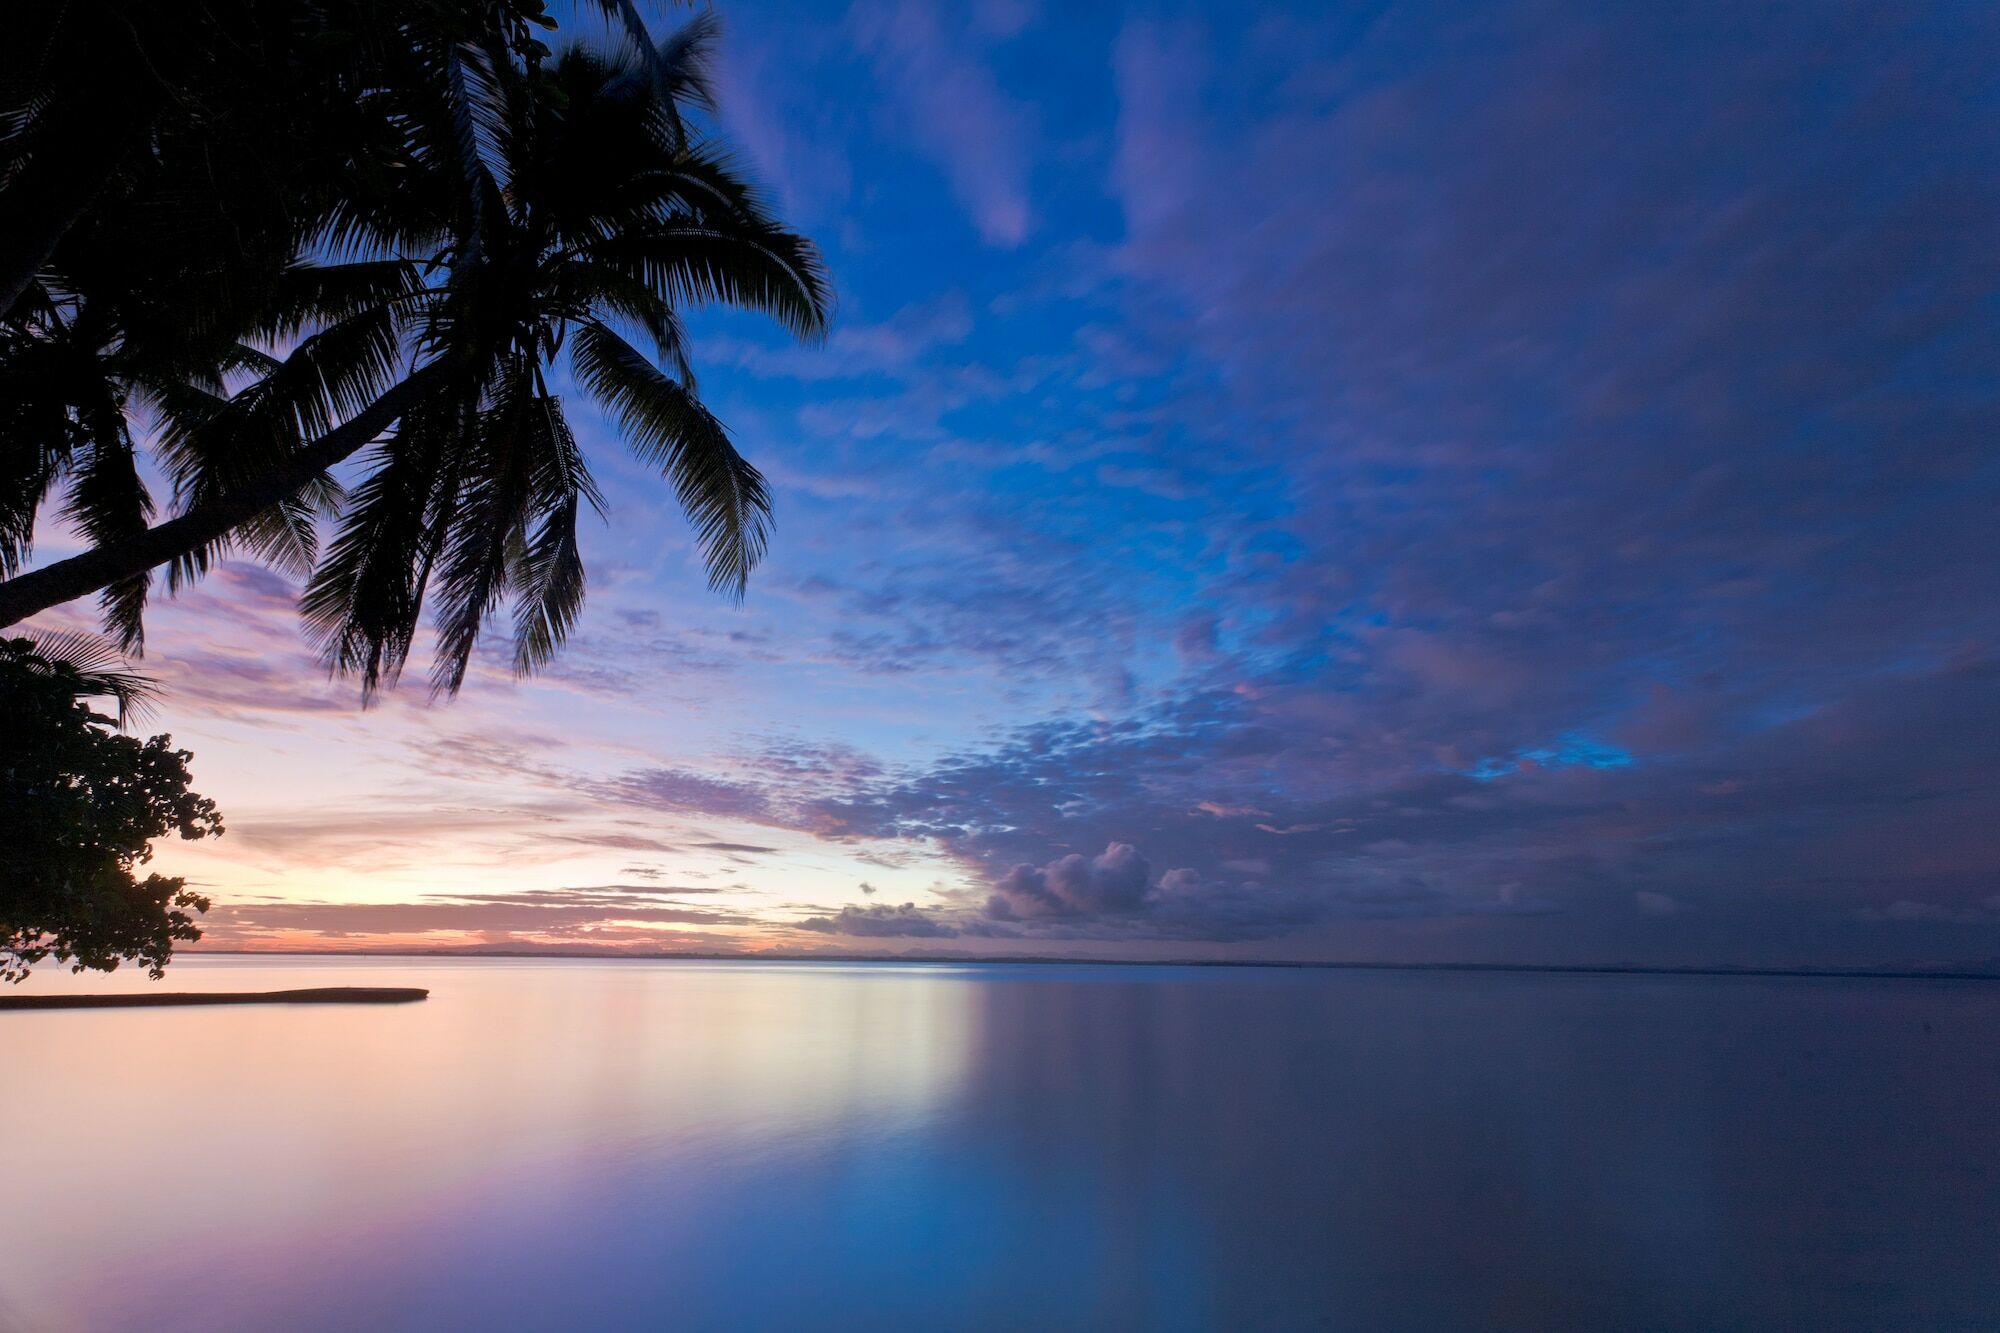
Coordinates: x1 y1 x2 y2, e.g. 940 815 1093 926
28 0 2000 968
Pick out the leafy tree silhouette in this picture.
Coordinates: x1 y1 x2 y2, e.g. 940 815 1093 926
0 635 221 980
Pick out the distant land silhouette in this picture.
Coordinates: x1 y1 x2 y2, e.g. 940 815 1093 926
178 947 2000 981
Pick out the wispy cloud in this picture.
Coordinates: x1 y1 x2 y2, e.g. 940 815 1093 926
848 0 1035 246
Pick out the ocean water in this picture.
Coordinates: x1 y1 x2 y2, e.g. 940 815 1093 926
1 956 1995 1331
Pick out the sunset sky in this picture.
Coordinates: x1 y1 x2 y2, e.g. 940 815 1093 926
31 0 2000 967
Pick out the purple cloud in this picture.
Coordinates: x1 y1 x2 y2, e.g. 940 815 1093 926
988 843 1152 920
797 902 959 938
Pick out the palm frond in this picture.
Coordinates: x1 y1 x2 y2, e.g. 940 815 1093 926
178 475 345 588
593 11 721 131
60 384 152 649
19 629 159 726
510 387 600 677
250 259 426 346
551 255 696 385
652 12 722 114
427 358 540 696
571 321 769 598
441 42 510 262
162 298 409 511
511 488 586 677
300 392 469 698
579 0 703 128
0 320 86 575
587 221 830 343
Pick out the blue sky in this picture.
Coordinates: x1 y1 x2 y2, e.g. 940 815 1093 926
36 0 2000 965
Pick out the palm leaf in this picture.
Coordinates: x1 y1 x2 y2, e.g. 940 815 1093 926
586 220 830 343
571 320 769 598
510 389 600 676
300 390 471 697
19 629 158 726
60 380 151 649
427 358 540 696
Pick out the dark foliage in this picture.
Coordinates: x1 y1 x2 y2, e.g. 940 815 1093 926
0 637 222 981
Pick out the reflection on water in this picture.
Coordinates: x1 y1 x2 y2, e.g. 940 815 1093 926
2 958 1995 1330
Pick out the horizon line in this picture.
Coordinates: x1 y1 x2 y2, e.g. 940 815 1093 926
176 947 2000 982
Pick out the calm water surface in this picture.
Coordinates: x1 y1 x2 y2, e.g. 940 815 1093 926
1 957 1995 1331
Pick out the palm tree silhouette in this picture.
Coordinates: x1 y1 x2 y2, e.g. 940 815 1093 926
305 34 830 696
0 9 829 697
1 0 453 644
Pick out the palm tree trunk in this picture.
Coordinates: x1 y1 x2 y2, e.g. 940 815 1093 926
0 365 448 630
